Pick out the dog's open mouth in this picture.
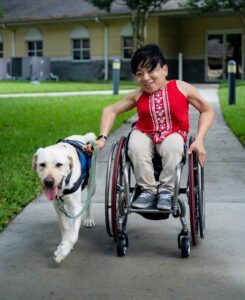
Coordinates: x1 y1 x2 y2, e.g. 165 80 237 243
44 187 59 201
43 180 63 201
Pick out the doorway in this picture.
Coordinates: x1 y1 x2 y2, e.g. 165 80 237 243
206 32 243 81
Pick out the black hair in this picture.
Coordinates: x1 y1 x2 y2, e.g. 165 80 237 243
131 44 166 75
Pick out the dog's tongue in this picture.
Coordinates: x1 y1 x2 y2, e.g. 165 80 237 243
44 187 59 201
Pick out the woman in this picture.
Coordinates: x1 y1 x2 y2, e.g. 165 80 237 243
89 44 214 211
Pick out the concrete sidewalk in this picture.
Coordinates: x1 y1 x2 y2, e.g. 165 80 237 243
0 89 132 98
0 85 245 300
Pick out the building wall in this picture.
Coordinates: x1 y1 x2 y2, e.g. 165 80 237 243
180 14 244 57
158 17 180 58
179 14 245 82
0 13 244 82
0 29 12 57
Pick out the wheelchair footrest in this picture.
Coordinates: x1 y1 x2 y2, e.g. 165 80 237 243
130 208 172 214
129 208 171 220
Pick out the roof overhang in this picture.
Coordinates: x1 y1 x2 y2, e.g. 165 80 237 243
0 7 237 27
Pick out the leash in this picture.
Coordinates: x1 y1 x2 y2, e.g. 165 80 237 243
57 140 98 219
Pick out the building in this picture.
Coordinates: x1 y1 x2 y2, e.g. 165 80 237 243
0 0 244 82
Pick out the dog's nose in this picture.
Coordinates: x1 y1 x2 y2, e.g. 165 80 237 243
44 177 55 188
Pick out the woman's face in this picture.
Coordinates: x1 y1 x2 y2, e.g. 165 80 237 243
135 63 168 94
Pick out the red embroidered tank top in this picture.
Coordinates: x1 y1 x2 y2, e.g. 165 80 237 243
135 80 189 144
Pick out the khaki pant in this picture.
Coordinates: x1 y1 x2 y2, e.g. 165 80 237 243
128 130 184 194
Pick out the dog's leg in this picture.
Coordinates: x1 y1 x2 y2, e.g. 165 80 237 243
52 200 81 263
83 199 95 228
67 198 83 243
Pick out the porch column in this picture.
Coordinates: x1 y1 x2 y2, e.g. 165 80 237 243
11 30 16 57
104 25 109 80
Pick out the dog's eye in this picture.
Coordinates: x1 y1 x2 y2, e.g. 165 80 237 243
39 163 46 168
56 163 63 168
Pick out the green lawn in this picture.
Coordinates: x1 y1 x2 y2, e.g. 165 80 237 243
1 80 244 232
0 80 137 94
219 81 245 147
0 94 136 231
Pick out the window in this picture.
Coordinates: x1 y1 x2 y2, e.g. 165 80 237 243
0 34 3 58
121 23 133 59
71 26 90 61
122 36 133 59
72 38 90 60
27 41 43 57
25 28 43 57
0 43 3 58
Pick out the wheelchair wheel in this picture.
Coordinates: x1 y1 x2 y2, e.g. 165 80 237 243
116 231 128 257
197 161 205 238
105 141 118 237
111 136 128 245
188 137 205 245
180 237 190 258
188 143 197 245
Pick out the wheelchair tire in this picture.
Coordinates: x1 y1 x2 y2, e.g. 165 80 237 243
111 136 128 242
105 141 118 237
180 237 190 258
188 137 197 245
116 233 128 257
188 137 206 245
197 161 205 239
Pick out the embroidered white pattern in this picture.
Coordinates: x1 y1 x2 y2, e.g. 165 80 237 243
149 86 172 143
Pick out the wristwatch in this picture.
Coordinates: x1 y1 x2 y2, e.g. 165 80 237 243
97 134 108 142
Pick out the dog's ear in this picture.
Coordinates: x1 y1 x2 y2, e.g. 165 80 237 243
68 155 74 170
32 154 38 171
32 148 42 171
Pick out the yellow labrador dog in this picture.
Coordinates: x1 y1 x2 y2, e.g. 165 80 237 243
32 133 96 263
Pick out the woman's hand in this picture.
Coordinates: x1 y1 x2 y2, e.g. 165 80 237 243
187 138 206 167
83 139 106 154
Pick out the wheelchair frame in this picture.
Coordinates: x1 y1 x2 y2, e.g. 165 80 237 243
105 134 205 258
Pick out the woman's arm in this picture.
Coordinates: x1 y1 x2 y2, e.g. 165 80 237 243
88 89 140 151
177 81 215 166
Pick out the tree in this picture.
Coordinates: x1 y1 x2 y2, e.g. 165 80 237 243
88 0 169 50
185 0 245 26
185 0 245 13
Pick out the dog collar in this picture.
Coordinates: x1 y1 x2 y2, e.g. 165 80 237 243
62 173 84 195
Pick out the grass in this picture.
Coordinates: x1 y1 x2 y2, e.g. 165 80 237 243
0 80 138 94
0 94 136 231
1 79 244 232
219 81 245 147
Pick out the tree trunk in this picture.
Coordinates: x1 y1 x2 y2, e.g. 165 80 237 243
131 8 149 51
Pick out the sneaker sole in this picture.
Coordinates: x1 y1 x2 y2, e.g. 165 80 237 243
132 203 156 209
157 205 171 211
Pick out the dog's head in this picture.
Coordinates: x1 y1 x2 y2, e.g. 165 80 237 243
32 144 73 201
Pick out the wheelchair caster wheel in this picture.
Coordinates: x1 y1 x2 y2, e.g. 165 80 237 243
180 237 190 258
116 234 128 257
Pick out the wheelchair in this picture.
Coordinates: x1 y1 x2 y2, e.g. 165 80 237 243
104 131 205 258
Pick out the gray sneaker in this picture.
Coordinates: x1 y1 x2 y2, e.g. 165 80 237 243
157 191 172 211
132 191 156 209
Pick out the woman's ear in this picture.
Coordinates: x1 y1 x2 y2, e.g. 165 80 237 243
163 64 168 76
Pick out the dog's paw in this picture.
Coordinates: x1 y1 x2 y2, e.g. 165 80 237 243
54 242 73 263
83 217 95 228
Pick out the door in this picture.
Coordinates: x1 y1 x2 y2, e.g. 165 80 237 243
207 33 242 81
